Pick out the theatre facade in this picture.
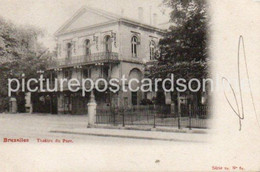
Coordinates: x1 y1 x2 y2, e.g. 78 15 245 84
39 6 166 114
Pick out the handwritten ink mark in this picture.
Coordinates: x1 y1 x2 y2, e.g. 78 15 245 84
222 35 260 131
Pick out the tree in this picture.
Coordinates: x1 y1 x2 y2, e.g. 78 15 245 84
0 17 51 112
148 0 209 105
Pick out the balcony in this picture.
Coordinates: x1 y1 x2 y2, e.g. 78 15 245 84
48 52 119 69
52 76 111 91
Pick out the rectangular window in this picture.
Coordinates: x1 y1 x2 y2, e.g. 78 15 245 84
102 66 109 79
51 72 57 82
100 66 109 78
83 69 89 78
64 70 72 79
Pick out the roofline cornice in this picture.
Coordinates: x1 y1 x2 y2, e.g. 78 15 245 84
119 19 166 34
55 21 118 37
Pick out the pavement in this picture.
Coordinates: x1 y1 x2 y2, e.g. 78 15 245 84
1 113 258 172
0 113 208 143
48 114 208 143
50 126 208 143
0 113 211 171
91 123 208 133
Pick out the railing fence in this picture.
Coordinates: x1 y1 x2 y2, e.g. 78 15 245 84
96 105 209 129
48 52 119 68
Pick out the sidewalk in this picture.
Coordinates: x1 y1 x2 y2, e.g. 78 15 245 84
50 126 208 143
91 124 208 134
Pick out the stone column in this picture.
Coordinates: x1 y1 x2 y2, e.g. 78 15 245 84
9 97 17 114
87 91 97 128
29 103 33 114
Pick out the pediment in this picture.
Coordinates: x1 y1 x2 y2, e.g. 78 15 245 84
56 7 119 35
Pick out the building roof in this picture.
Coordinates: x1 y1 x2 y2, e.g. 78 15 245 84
55 6 166 36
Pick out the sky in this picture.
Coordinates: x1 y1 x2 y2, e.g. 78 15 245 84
0 0 170 50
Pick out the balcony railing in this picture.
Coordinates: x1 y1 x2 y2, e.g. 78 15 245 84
49 52 119 68
47 76 111 91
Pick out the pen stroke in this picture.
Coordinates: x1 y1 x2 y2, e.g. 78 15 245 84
222 35 259 131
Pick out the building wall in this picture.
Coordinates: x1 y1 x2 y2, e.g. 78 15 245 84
119 23 163 62
57 22 163 63
54 20 164 113
57 23 120 59
118 62 144 106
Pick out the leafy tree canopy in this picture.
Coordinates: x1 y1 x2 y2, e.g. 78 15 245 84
0 16 52 111
148 0 208 81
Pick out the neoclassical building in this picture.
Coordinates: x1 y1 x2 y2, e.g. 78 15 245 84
47 6 166 114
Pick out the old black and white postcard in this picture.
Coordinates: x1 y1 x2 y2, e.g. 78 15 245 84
0 0 259 171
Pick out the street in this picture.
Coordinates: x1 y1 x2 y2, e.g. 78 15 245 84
0 113 207 144
0 113 213 171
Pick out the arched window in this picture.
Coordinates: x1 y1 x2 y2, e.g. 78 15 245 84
131 36 138 57
129 68 142 105
85 39 91 56
150 41 156 60
104 35 112 53
67 43 72 59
